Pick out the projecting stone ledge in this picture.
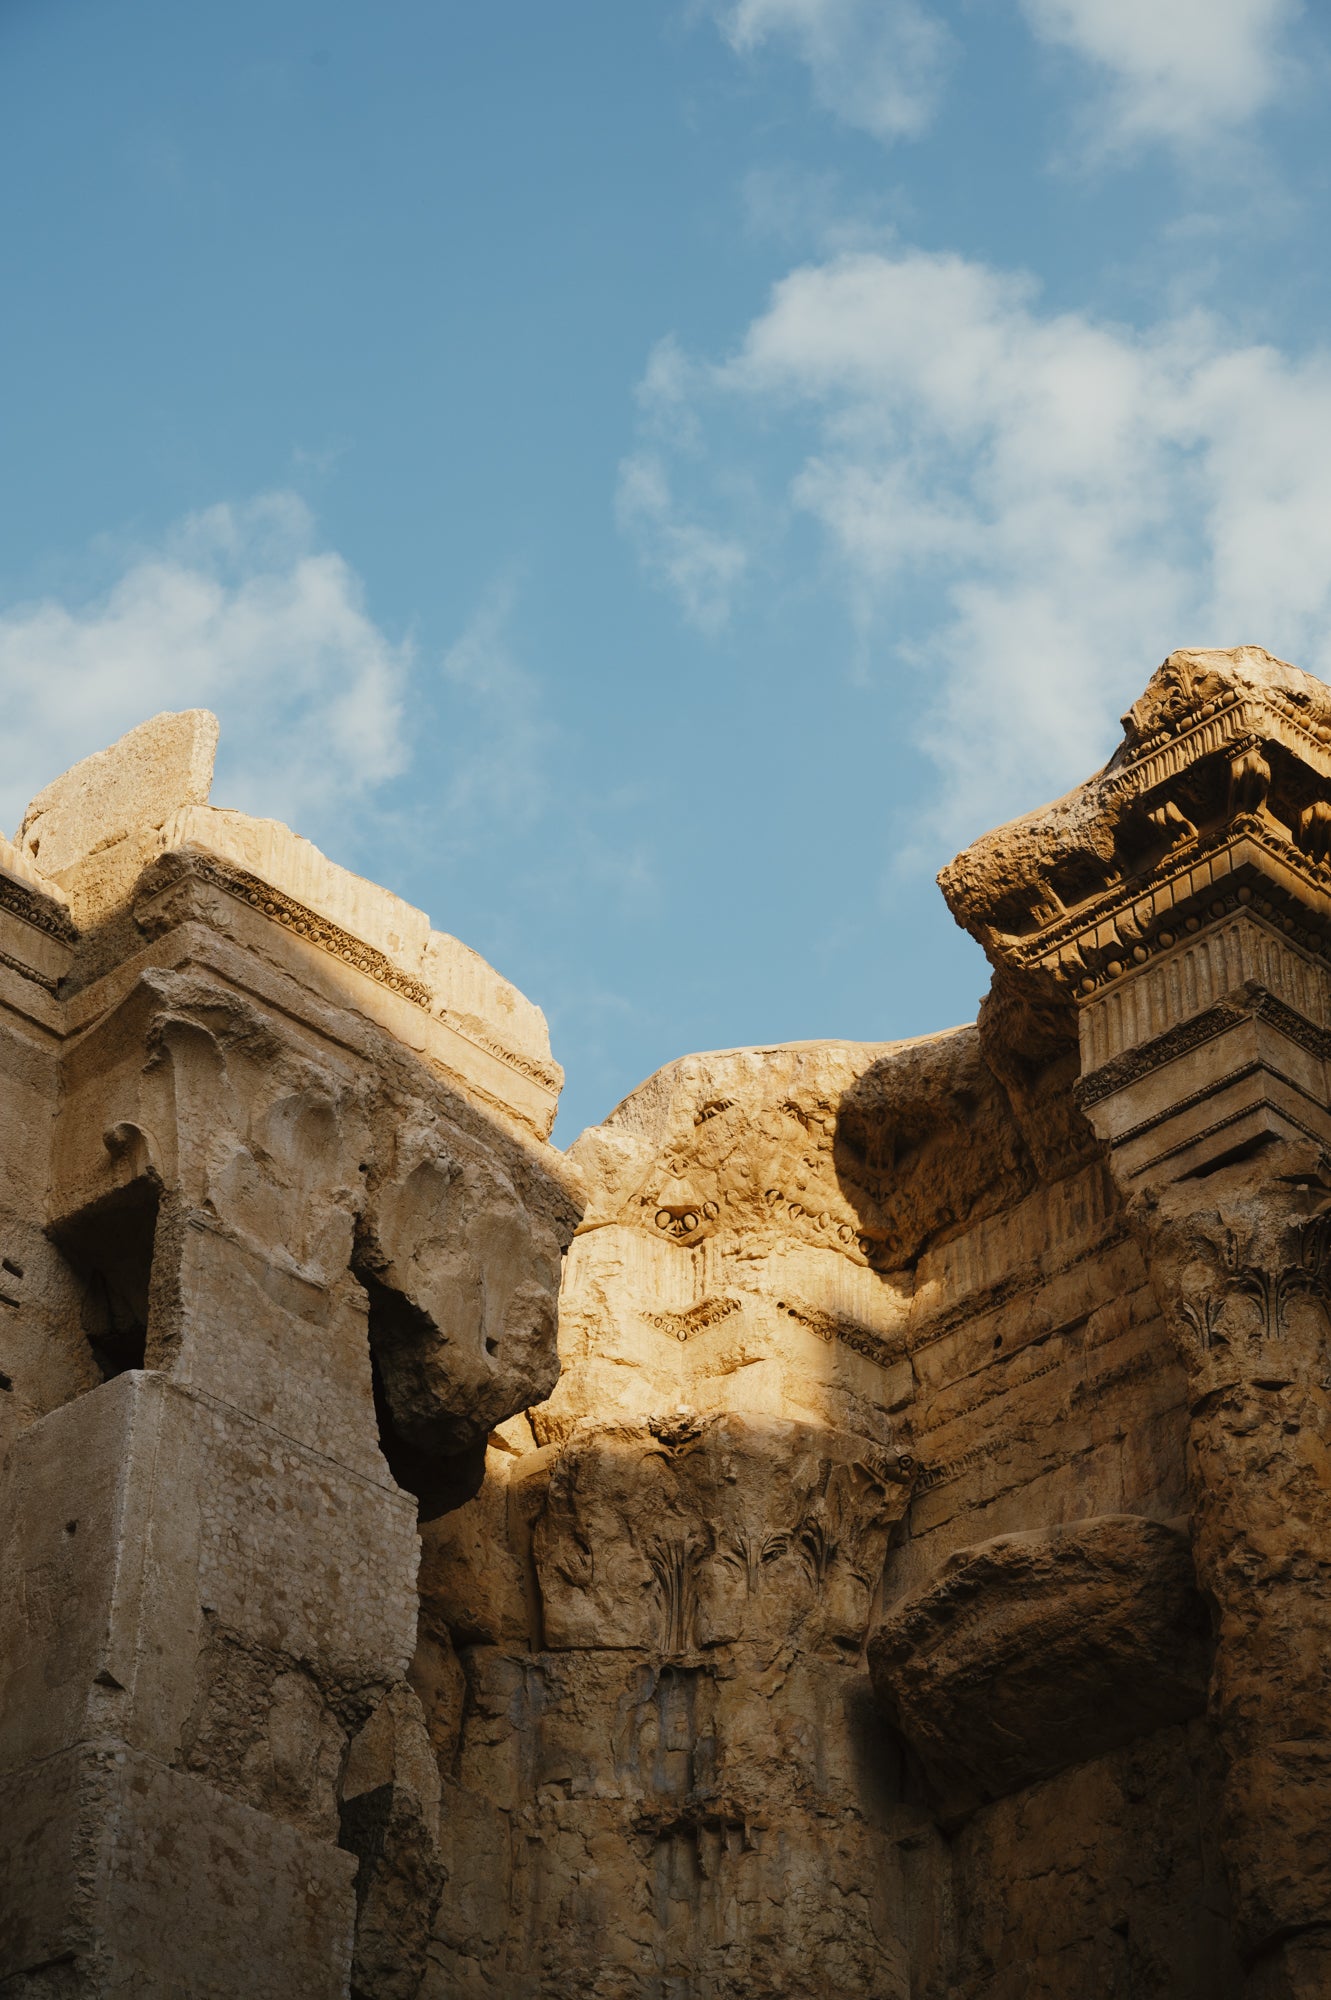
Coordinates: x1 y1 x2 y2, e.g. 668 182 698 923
869 1515 1210 1826
942 647 1331 1185
6 710 560 1139
941 646 1331 992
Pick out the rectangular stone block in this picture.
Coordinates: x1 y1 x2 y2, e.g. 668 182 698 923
17 710 218 879
0 1371 418 1785
1084 1006 1331 1183
164 1220 385 1481
0 1372 200 1776
0 1742 355 2000
178 1376 418 1676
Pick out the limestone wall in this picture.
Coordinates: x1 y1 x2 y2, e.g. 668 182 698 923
0 715 579 2000
412 1027 1237 1997
8 650 1331 1999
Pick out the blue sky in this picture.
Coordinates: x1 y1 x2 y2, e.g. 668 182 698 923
2 0 1329 1139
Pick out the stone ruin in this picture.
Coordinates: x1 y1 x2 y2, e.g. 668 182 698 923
3 645 1331 1998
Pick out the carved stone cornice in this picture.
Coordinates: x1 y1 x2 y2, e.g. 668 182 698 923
639 1295 742 1342
772 1293 908 1369
0 868 77 945
940 649 1331 1004
135 849 564 1097
968 818 1331 1001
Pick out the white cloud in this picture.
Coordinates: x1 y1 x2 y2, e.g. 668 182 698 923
628 246 1331 841
712 0 1304 158
1019 0 1300 152
616 449 749 635
713 0 955 142
0 493 409 839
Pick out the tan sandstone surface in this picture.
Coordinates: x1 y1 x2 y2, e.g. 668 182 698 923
5 651 1331 1996
0 714 579 1999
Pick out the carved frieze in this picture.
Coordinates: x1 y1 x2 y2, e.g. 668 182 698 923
0 870 77 945
530 1412 915 1657
134 850 564 1098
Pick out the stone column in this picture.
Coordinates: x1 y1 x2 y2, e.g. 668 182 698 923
941 646 1331 1999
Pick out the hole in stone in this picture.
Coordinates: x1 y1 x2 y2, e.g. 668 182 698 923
64 1520 77 1535
52 1179 160 1380
0 1371 12 1392
357 1266 487 1523
2 1256 22 1279
485 1336 499 1356
993 1334 1003 1351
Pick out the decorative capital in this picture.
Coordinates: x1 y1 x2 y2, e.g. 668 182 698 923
940 647 1331 1003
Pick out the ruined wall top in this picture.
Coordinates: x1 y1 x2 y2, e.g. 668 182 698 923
0 710 561 1138
18 708 221 876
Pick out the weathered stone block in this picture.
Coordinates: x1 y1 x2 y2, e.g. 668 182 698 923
0 1743 356 1999
869 1515 1211 1822
18 710 219 879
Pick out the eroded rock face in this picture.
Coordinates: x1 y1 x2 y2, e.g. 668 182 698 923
869 1515 1211 1824
412 1026 1235 1998
412 1041 930 1998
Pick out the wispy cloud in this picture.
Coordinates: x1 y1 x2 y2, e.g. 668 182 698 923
626 245 1331 843
615 336 754 634
709 0 1309 165
711 0 956 143
616 452 749 635
1019 0 1304 155
0 493 409 839
439 579 555 837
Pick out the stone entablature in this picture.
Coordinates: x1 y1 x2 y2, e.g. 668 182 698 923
10 711 560 1139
